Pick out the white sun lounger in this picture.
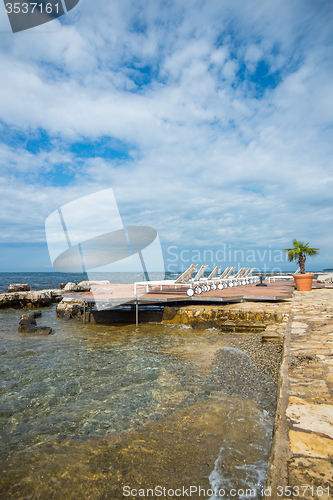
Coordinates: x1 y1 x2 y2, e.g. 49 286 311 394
201 266 220 281
190 265 208 282
134 264 198 295
209 266 235 290
246 268 258 284
215 266 232 280
238 267 259 285
192 266 235 294
267 268 300 283
227 267 249 287
237 268 257 285
196 265 220 287
213 266 235 282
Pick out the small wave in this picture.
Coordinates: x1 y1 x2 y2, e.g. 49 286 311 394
223 346 251 358
208 407 274 500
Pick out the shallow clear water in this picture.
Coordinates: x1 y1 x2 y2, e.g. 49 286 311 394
0 306 279 499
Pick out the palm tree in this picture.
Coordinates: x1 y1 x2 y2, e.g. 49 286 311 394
284 239 319 274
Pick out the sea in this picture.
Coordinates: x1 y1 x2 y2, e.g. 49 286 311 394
0 273 280 499
0 272 170 294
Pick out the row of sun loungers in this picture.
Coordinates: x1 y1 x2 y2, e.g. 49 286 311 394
134 265 259 296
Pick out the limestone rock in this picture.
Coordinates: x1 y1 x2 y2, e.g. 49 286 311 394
62 280 109 292
20 310 42 321
63 282 90 292
56 299 84 320
63 282 79 291
78 280 110 287
19 312 37 328
7 283 30 292
0 290 62 309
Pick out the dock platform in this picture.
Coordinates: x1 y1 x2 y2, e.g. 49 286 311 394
64 280 296 306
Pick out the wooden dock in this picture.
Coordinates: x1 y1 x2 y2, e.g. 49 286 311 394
63 281 297 326
65 280 296 306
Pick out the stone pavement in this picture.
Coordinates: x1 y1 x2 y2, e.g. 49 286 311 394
266 289 333 500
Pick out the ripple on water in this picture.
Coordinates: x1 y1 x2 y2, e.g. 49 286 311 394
0 307 281 499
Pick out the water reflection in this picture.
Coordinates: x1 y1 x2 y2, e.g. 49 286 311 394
0 306 281 499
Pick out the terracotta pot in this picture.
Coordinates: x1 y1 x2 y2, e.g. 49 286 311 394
293 273 314 291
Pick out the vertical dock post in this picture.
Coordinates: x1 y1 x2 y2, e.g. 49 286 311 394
136 298 139 327
83 301 86 324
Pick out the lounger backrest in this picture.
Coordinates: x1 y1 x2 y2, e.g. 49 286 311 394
224 266 235 278
240 268 250 277
193 265 208 281
232 268 241 278
174 264 198 283
218 266 230 279
233 267 246 278
206 266 220 280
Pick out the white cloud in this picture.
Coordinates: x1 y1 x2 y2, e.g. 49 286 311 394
0 0 332 269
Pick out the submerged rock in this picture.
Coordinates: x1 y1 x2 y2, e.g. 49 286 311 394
20 310 42 320
19 311 52 334
21 325 53 335
7 283 30 292
19 312 37 328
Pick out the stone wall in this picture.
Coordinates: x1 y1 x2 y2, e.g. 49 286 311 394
162 303 290 331
265 289 333 499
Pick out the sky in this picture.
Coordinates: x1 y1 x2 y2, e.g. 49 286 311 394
0 0 332 273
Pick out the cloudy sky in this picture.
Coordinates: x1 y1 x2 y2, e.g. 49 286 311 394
0 0 332 272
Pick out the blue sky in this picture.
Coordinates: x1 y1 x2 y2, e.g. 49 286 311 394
0 0 332 272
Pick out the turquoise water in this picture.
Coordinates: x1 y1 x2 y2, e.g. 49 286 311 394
0 306 279 499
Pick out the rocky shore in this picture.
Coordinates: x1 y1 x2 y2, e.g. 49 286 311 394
0 280 110 309
0 289 62 309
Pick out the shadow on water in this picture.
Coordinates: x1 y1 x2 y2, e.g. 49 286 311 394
0 307 282 499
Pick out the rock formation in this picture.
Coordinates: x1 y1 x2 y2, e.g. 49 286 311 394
18 311 52 335
56 298 84 320
7 283 30 292
78 280 110 287
63 282 90 292
0 289 62 309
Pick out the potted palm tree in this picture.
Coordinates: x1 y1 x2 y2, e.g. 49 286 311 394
284 239 319 291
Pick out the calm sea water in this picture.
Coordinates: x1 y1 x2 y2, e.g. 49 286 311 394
0 273 280 499
0 272 175 293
